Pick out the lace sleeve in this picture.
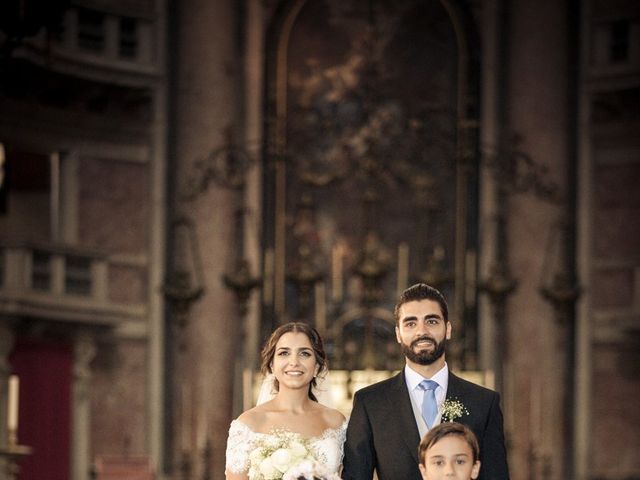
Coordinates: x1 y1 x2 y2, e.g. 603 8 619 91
309 420 349 474
225 420 254 474
337 420 348 463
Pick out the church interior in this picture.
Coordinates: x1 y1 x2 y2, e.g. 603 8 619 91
0 0 639 479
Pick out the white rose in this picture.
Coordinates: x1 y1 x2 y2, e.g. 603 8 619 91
289 440 308 459
249 448 264 464
270 448 293 473
258 457 279 479
285 458 314 477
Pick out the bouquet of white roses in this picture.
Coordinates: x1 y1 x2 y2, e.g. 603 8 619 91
282 459 341 480
248 430 317 480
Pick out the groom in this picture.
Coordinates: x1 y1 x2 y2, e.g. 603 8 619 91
342 283 509 480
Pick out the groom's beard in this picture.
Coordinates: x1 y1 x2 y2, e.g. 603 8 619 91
401 335 447 365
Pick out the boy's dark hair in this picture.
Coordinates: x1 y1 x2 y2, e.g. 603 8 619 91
418 422 480 464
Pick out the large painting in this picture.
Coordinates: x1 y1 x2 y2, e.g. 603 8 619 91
263 0 480 372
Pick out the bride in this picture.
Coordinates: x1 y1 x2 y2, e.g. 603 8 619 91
225 322 347 479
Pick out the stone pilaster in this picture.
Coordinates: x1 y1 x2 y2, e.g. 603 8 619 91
172 1 241 478
71 332 96 480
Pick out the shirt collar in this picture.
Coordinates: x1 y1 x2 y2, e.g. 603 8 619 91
405 362 449 392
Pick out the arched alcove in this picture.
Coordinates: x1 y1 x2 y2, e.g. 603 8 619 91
261 0 482 378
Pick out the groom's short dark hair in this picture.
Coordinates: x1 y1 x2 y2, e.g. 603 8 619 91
394 283 448 325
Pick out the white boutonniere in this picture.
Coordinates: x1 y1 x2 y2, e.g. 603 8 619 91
441 398 469 422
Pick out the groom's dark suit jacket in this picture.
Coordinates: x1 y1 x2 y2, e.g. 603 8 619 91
342 370 509 480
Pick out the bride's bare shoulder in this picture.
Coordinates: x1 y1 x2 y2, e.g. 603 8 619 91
236 404 271 431
317 404 346 428
236 407 264 430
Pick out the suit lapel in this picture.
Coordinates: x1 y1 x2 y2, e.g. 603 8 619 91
446 372 477 429
386 371 421 464
446 371 462 400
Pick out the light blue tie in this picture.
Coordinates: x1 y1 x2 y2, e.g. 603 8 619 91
419 379 439 428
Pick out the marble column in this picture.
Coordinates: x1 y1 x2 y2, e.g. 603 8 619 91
507 0 571 478
172 1 240 478
71 332 96 480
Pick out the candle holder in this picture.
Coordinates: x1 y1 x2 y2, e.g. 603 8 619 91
0 430 33 480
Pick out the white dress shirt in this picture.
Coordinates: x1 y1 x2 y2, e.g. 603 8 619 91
404 363 449 439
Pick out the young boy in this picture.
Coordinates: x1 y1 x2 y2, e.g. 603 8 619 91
418 422 482 480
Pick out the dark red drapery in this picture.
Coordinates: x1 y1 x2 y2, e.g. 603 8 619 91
10 337 72 480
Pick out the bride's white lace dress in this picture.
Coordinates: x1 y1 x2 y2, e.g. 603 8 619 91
225 419 348 476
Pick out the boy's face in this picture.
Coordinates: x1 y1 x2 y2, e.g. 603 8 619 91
419 435 481 480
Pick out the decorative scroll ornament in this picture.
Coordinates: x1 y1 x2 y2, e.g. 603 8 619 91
162 217 204 333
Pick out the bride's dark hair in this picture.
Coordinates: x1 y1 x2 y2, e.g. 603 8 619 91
260 322 327 402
